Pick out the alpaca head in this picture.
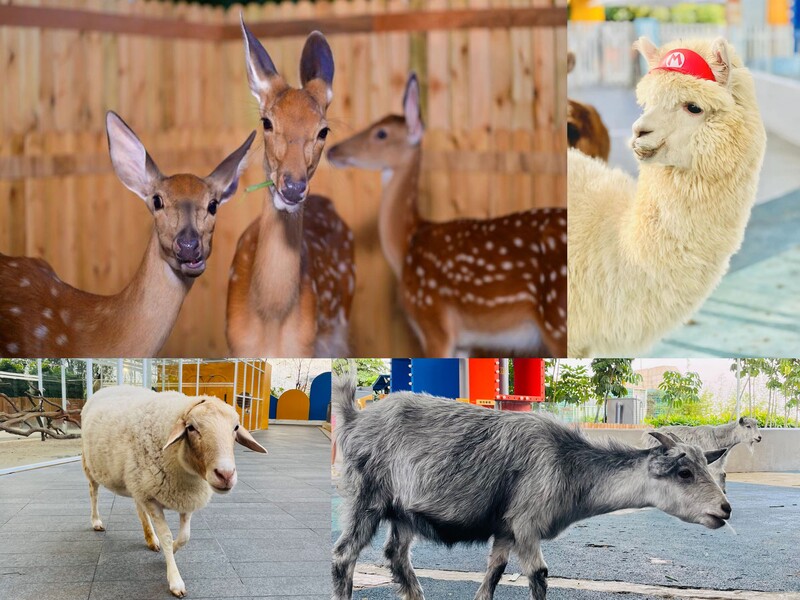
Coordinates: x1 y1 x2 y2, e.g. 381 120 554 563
630 37 764 175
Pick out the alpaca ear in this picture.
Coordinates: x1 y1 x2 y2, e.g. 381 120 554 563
633 37 660 70
567 51 576 74
710 38 732 88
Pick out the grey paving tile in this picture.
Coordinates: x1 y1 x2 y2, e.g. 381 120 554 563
0 581 91 600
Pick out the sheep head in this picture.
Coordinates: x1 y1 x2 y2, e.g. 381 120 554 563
163 396 267 493
645 431 731 529
630 37 764 176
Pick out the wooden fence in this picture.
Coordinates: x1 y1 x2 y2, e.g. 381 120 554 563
0 0 567 358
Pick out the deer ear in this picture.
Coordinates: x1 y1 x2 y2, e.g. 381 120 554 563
163 419 187 450
633 36 660 70
235 426 268 454
206 131 256 204
106 111 161 200
649 431 677 449
241 15 286 106
300 31 334 109
403 73 424 146
709 37 732 88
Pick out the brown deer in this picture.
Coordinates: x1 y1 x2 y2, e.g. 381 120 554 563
0 112 254 357
567 51 610 161
327 74 566 357
226 19 354 357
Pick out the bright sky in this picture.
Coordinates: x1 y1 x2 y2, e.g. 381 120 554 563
270 359 331 392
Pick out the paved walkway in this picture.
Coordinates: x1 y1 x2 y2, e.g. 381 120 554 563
0 425 331 600
332 480 800 599
569 85 800 357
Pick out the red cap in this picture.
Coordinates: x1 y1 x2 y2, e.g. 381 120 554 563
652 48 716 82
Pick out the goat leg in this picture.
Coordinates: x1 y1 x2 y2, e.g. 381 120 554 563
384 521 424 599
474 536 512 600
518 541 548 600
332 505 381 600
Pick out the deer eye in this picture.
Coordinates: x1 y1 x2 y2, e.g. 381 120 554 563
376 129 388 140
318 127 330 141
152 195 164 210
262 117 273 131
208 199 218 215
685 102 703 115
677 468 692 480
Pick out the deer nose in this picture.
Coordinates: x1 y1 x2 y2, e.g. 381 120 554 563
281 176 307 204
720 502 732 517
214 467 236 488
175 236 201 261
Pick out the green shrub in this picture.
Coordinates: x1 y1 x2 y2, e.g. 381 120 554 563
645 410 798 428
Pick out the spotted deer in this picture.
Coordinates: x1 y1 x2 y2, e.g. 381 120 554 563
327 74 566 357
226 19 354 357
0 112 254 357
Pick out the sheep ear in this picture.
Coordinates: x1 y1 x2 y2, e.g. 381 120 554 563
567 51 576 74
163 419 187 450
633 36 660 70
705 448 728 465
236 426 268 454
649 431 676 449
709 38 732 88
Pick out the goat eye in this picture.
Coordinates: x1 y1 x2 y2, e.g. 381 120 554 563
152 195 164 210
678 468 692 480
208 199 218 215
318 127 330 141
685 103 703 114
376 129 388 140
262 117 273 131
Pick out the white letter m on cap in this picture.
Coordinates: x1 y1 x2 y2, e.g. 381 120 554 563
665 52 685 68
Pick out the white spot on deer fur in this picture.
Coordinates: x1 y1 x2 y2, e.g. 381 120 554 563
42 308 53 319
51 286 59 297
550 271 557 281
560 232 567 243
34 324 48 339
416 266 425 277
477 258 485 267
59 309 70 324
547 237 556 250
424 295 433 306
513 238 523 248
444 234 451 243
501 261 513 271
485 241 494 250
7 343 19 353
427 279 437 288
515 220 522 227
498 246 507 255
56 334 68 346
9 306 21 316
560 265 567 276
522 273 532 280
19 278 30 287
8 261 18 268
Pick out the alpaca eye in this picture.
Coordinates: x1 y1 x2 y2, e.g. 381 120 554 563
208 199 218 215
685 103 703 114
262 118 273 131
376 129 388 140
318 127 330 141
234 425 239 431
678 468 692 480
153 195 164 210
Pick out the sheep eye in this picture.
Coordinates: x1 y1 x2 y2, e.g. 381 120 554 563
376 129 388 140
208 199 218 215
685 102 703 115
677 468 692 480
153 195 164 210
186 424 196 432
262 117 273 131
318 127 330 141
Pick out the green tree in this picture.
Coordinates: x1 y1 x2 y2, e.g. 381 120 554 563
590 359 641 423
332 359 388 388
548 364 594 406
658 370 702 416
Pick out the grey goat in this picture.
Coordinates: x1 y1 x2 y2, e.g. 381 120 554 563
331 374 731 600
643 417 762 492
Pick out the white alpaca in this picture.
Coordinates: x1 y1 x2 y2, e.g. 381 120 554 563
568 37 766 357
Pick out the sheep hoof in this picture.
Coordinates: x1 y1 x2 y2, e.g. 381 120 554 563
170 580 186 598
147 540 161 552
92 522 105 531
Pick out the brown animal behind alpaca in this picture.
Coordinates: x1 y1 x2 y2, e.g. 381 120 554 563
567 51 611 161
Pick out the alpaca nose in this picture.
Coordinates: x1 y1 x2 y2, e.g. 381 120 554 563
720 502 732 518
634 125 653 139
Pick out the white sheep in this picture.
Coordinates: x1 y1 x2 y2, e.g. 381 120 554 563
568 38 766 356
81 385 267 597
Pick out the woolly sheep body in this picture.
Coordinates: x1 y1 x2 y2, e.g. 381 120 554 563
82 385 214 514
567 38 766 357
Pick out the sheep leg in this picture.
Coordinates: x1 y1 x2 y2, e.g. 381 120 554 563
136 502 160 552
518 541 548 600
331 506 381 600
384 520 424 600
173 513 192 552
87 477 104 531
474 537 513 600
144 499 186 598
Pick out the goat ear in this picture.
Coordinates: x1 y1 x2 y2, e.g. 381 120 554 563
567 51 576 74
709 38 732 88
738 416 746 425
106 111 161 201
649 431 677 449
300 31 335 109
403 73 424 146
206 131 256 204
236 426 268 454
633 36 660 70
705 447 728 465
241 15 286 107
163 419 187 450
